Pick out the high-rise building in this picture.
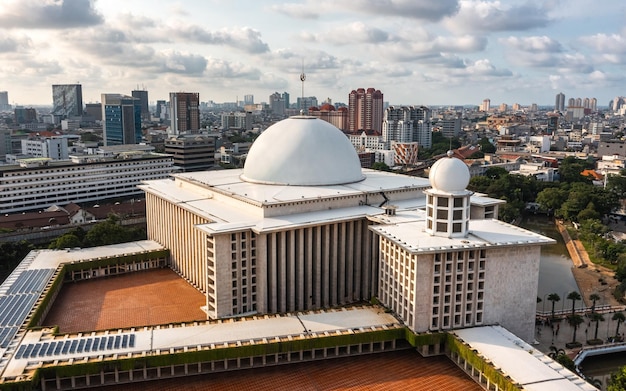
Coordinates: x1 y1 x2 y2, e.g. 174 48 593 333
282 92 290 109
52 84 83 118
84 103 102 121
101 94 142 146
132 89 150 121
0 91 10 111
243 95 254 105
296 96 318 112
590 98 597 112
382 106 432 149
555 92 565 112
164 134 216 172
14 107 37 124
308 104 348 131
480 99 490 112
269 92 285 117
169 92 200 135
0 129 11 158
348 88 383 133
155 100 166 119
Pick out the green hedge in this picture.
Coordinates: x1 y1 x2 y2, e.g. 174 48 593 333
35 327 405 381
62 249 169 274
27 267 66 328
446 334 521 391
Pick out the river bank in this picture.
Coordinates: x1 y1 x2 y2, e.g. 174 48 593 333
555 219 622 308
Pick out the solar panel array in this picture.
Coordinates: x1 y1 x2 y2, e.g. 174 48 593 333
14 334 136 360
0 269 55 348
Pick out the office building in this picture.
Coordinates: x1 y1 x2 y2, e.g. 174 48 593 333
0 146 173 214
555 92 565 112
101 94 142 146
164 134 216 172
296 96 318 112
221 111 252 131
243 95 254 105
439 115 461 138
169 92 200 135
13 107 37 125
382 106 432 149
349 88 383 133
269 92 286 117
52 84 83 118
0 91 10 111
132 89 150 121
480 99 490 112
20 136 70 160
0 129 11 158
84 103 102 121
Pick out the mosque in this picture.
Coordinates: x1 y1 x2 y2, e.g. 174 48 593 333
0 114 600 390
141 115 554 342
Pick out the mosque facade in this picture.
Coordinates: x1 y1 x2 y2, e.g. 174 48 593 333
140 116 553 342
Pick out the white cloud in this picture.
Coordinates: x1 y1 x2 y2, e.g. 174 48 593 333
445 0 552 33
0 0 103 29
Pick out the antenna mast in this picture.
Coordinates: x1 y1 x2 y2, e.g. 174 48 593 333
300 59 306 114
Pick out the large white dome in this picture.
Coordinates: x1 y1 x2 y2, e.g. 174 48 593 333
428 151 470 192
241 116 365 186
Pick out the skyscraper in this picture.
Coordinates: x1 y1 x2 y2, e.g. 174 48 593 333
349 88 383 132
480 99 490 112
382 106 432 149
132 89 150 121
269 92 285 117
52 84 83 118
0 91 10 111
169 92 200 135
243 95 254 105
555 92 565 112
101 94 142 146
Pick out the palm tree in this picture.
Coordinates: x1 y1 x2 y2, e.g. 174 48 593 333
568 314 584 344
567 291 582 316
590 312 605 340
589 293 600 313
613 312 626 338
547 293 560 319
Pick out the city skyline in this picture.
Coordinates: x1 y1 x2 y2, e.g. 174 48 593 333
0 0 625 107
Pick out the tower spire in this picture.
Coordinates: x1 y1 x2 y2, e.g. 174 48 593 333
300 59 306 115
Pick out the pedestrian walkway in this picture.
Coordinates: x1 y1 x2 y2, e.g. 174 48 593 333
534 311 626 358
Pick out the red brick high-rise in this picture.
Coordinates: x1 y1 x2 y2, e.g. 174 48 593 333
348 88 383 133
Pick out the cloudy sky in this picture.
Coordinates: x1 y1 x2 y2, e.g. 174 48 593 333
1 0 625 107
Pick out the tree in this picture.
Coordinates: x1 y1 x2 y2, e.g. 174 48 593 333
567 291 582 316
590 312 605 340
609 366 626 391
589 293 601 313
613 312 626 338
567 314 584 344
536 187 568 215
478 137 496 154
547 293 560 319
49 234 82 250
371 162 391 172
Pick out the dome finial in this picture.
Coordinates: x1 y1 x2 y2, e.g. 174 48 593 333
446 150 454 158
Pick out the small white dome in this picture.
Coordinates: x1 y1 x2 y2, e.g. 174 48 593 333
241 116 365 186
429 152 470 192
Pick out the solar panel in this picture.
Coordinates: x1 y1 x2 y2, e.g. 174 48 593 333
121 334 128 348
46 341 56 356
99 337 106 350
84 338 93 352
77 339 85 353
30 343 42 358
113 335 121 349
61 341 70 354
129 334 135 347
15 345 26 360
53 342 62 355
69 340 78 354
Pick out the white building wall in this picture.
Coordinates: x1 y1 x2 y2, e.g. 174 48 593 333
482 246 541 342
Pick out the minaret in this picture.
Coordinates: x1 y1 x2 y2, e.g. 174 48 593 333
425 151 472 238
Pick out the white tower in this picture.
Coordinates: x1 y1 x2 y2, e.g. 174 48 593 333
425 151 472 238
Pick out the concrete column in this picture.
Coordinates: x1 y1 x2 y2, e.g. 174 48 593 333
323 226 330 307
330 223 338 305
288 230 296 311
297 229 305 309
339 222 346 303
314 226 322 307
306 228 313 308
279 231 287 312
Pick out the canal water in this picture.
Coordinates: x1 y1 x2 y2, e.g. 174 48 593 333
521 215 623 388
520 215 580 313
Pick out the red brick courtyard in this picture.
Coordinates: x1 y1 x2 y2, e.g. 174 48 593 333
43 269 482 390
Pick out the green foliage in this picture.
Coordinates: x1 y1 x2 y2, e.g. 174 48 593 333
558 156 595 184
555 354 575 371
609 365 626 391
536 187 568 214
48 218 146 250
0 241 34 282
371 162 391 171
478 137 496 153
607 173 626 199
419 133 461 159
